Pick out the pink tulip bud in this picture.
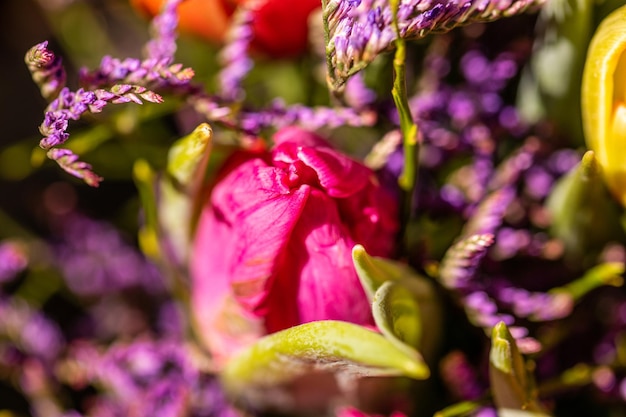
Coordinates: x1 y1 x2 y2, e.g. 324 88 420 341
191 127 398 365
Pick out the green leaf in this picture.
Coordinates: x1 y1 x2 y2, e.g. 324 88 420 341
489 322 547 414
352 244 442 362
498 410 552 417
166 123 212 193
372 280 422 357
516 0 595 146
352 244 415 299
434 400 484 417
133 159 160 260
560 261 624 301
221 320 429 397
546 151 625 261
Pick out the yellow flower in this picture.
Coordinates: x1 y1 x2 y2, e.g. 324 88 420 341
582 4 626 207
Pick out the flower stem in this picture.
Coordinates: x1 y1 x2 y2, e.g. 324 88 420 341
389 1 419 194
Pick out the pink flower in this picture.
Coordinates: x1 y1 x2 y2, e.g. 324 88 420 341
190 127 398 364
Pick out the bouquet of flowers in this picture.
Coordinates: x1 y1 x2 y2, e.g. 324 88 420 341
2 0 626 415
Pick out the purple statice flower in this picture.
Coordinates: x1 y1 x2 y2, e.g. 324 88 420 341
439 350 486 401
36 83 163 185
144 0 184 61
25 41 66 101
47 149 104 187
30 0 195 186
323 0 546 89
0 240 28 284
0 297 64 363
218 3 256 101
60 338 238 417
439 233 495 291
79 56 194 92
343 72 377 109
497 286 573 321
381 40 530 215
39 86 163 150
191 96 377 135
54 214 165 296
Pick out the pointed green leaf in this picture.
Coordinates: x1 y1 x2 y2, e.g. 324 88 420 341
352 244 442 362
560 261 624 300
133 159 160 260
221 320 429 397
372 280 422 357
434 401 483 417
166 123 212 192
498 410 552 417
160 124 213 265
352 244 416 299
489 322 546 414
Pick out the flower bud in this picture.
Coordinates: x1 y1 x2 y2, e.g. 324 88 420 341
582 4 626 207
190 127 398 364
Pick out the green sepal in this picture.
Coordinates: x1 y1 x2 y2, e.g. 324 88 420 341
372 280 423 357
352 244 416 299
546 151 625 262
433 400 484 417
165 123 212 194
560 261 624 301
352 244 442 363
489 322 547 414
221 320 430 397
133 159 160 260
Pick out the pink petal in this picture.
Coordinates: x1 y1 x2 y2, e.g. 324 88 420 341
272 127 371 198
265 188 373 332
204 158 310 316
191 202 265 365
337 182 399 257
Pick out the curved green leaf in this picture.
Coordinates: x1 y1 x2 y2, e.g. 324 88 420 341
490 322 547 414
221 320 429 397
352 244 414 299
372 280 422 357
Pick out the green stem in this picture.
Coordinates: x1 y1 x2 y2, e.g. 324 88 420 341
321 0 337 92
390 1 419 194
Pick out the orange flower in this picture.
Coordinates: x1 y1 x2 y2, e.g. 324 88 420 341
130 0 321 58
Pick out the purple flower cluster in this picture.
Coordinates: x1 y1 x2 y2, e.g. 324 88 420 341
0 240 28 284
40 86 163 150
144 0 184 61
54 214 165 296
324 0 546 88
57 339 237 417
79 56 194 92
25 41 66 101
218 4 256 101
0 297 64 363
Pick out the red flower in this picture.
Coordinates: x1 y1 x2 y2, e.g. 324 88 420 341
130 0 321 58
190 127 398 364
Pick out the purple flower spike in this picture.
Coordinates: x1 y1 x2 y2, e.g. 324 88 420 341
80 56 194 91
0 297 64 362
144 0 185 61
25 41 67 101
55 214 165 296
218 3 256 101
38 83 162 186
47 149 103 187
323 0 546 89
497 287 574 321
439 233 495 290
